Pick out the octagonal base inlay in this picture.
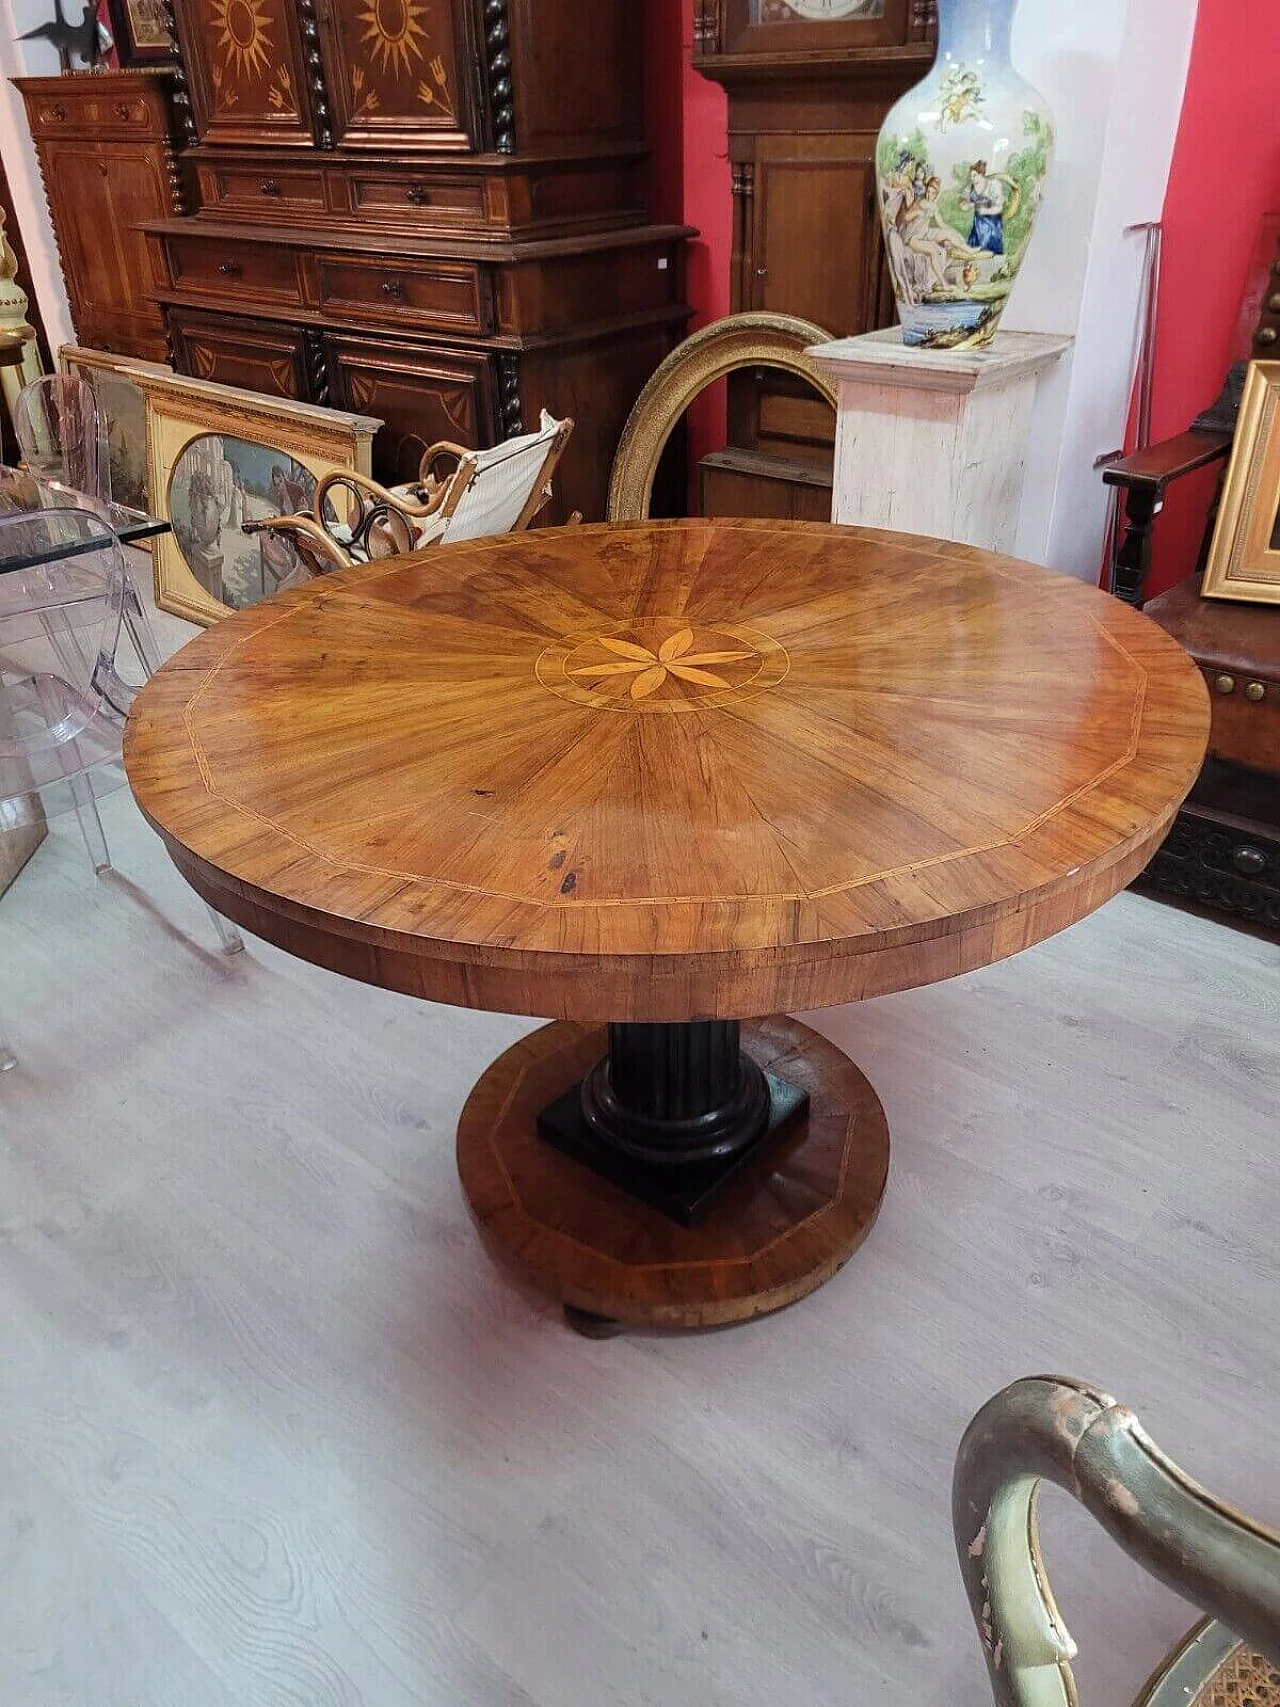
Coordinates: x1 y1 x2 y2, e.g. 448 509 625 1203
456 1017 891 1328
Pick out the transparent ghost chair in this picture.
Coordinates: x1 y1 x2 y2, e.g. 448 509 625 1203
0 507 243 1064
13 372 111 502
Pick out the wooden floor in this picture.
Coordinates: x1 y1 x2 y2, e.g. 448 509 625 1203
0 581 1276 1707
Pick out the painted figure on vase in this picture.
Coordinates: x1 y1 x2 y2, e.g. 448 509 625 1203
965 162 1019 257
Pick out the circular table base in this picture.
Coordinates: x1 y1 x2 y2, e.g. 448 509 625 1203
456 1017 890 1329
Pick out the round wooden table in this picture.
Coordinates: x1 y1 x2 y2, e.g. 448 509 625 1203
124 521 1209 1330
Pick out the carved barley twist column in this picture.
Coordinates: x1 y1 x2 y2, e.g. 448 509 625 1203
483 0 516 154
497 355 523 439
156 0 197 144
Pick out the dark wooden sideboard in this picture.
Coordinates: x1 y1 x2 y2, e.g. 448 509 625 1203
17 69 186 365
128 0 692 521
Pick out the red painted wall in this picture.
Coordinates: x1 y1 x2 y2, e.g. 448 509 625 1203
1145 0 1280 596
644 0 687 223
681 12 733 471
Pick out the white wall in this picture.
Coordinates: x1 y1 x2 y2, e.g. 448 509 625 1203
0 0 84 352
1001 0 1199 579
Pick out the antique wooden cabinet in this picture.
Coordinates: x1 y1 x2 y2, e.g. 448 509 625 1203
693 0 936 516
137 0 690 519
17 70 186 365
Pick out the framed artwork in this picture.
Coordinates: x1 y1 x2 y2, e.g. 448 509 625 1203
1203 361 1280 606
106 0 175 64
57 345 172 544
134 370 381 625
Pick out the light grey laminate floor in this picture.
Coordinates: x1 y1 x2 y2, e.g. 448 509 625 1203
0 579 1276 1707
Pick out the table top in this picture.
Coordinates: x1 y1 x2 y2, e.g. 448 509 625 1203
0 466 167 571
124 520 1210 1022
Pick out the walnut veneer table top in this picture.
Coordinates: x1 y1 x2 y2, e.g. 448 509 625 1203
125 520 1210 1022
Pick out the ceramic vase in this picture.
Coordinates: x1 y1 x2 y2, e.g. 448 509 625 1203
876 0 1054 350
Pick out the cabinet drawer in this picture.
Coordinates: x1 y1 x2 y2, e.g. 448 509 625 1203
348 173 488 231
317 258 491 335
166 236 304 307
27 89 165 137
199 163 329 220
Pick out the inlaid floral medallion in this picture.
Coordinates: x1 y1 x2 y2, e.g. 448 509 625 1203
537 621 790 714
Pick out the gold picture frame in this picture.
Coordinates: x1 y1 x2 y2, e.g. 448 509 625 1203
135 371 381 626
1203 360 1280 606
607 312 838 523
57 345 173 548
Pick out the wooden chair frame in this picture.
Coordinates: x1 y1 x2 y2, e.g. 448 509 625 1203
244 418 574 574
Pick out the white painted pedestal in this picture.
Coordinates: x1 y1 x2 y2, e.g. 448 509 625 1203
808 329 1073 555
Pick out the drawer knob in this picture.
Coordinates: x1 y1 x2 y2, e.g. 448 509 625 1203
1245 680 1267 702
1215 674 1236 695
50 103 67 121
380 278 405 299
1269 295 1280 316
1232 844 1269 878
260 179 283 197
218 260 243 277
1257 327 1279 347
406 186 432 206
113 101 132 121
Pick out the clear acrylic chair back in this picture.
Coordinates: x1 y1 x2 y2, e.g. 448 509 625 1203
13 373 112 504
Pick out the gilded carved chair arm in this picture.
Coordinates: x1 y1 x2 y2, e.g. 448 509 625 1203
954 1377 1280 1707
312 469 452 526
241 514 354 576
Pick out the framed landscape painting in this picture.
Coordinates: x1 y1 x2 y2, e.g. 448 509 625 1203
134 370 381 626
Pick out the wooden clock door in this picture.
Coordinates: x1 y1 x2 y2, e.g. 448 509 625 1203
313 0 479 151
745 133 888 336
171 0 316 146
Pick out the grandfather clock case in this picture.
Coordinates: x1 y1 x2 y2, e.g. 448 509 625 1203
694 0 937 519
141 0 691 520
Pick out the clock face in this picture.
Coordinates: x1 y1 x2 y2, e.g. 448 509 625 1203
753 0 885 20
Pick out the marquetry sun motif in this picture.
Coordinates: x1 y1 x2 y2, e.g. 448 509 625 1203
358 0 432 76
212 0 273 81
537 622 791 715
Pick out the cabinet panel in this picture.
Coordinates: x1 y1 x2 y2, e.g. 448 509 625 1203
325 336 498 487
172 0 315 147
749 135 884 337
168 309 310 398
313 0 475 151
39 140 172 355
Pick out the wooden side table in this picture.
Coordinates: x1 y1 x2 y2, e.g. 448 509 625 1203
124 521 1209 1332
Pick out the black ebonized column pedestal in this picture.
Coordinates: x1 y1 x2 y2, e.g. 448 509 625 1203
536 1020 810 1226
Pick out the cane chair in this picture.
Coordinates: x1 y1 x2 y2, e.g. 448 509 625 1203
14 372 111 503
0 508 242 1063
956 1376 1280 1707
244 412 576 574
